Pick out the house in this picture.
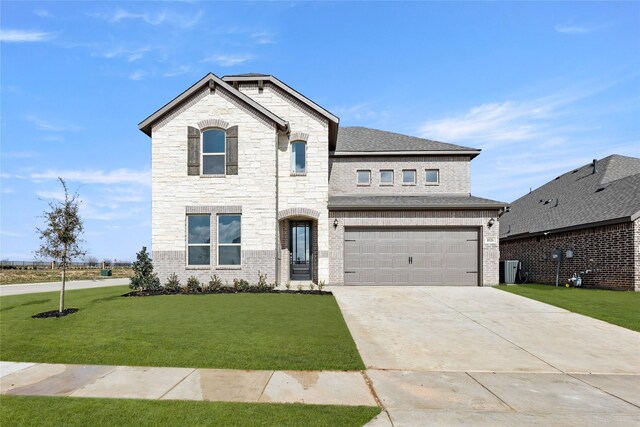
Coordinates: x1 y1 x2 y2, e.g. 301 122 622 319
138 72 506 286
499 155 640 291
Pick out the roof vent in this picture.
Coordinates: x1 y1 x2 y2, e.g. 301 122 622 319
571 169 579 174
595 187 606 193
592 158 598 174
543 199 553 205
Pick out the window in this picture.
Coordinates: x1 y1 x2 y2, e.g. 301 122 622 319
402 169 416 185
379 170 394 185
187 215 210 265
291 141 306 174
425 169 440 184
202 129 226 175
357 170 371 185
218 215 241 265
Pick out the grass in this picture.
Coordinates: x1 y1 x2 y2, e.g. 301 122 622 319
0 268 132 285
0 395 380 427
0 286 365 370
498 284 640 332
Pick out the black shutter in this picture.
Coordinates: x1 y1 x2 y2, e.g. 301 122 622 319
187 126 200 176
226 125 238 175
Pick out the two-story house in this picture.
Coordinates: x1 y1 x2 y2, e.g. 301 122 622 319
138 72 505 287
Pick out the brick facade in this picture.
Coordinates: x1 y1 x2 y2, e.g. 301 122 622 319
500 220 639 291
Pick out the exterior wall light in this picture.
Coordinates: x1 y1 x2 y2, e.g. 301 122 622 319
333 219 339 229
487 218 495 228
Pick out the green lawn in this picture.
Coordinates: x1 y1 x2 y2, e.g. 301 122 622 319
0 395 380 427
498 284 640 332
0 286 364 370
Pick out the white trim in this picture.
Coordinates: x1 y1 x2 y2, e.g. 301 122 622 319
331 150 480 157
201 128 226 176
379 169 394 186
402 169 417 186
186 214 211 266
425 169 440 185
290 140 307 174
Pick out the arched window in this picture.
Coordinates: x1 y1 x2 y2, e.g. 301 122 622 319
291 141 306 174
202 129 226 175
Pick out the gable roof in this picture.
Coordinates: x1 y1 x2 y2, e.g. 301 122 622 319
138 73 288 136
329 194 506 210
499 155 640 240
334 127 481 157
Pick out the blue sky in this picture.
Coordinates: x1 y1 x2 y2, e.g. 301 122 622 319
1 1 639 261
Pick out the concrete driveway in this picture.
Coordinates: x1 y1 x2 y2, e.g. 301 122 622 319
332 286 640 426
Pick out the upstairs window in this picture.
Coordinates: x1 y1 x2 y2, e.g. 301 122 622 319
187 215 210 265
380 170 394 185
291 141 306 174
357 170 371 186
402 169 416 185
425 169 440 184
202 129 226 175
218 215 241 266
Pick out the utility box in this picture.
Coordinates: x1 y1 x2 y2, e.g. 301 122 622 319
500 260 519 284
100 269 112 277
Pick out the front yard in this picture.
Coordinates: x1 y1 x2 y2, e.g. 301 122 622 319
498 284 640 332
0 286 364 370
0 396 379 427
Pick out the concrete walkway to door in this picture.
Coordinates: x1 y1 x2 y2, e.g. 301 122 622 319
332 286 640 426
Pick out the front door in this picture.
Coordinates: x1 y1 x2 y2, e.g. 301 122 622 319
290 221 312 280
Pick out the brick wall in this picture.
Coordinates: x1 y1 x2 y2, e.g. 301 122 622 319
500 221 638 291
328 210 500 286
329 156 471 195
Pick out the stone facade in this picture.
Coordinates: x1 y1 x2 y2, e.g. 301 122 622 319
330 156 471 195
500 220 639 291
328 210 500 286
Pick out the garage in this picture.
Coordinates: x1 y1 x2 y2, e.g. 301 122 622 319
343 227 479 286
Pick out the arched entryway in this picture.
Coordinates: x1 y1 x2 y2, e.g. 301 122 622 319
278 208 320 284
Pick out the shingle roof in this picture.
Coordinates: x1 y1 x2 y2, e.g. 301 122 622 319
328 194 506 210
499 155 640 240
335 127 481 155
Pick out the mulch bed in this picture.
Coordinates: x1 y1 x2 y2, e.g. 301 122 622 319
32 308 79 318
123 289 332 297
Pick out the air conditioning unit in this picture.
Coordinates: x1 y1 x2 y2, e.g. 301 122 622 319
499 260 520 284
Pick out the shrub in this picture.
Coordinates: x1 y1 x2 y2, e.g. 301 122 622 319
186 276 202 293
309 282 316 291
208 275 223 292
164 273 181 292
285 280 291 291
297 282 303 292
257 272 269 292
130 247 161 292
318 280 326 292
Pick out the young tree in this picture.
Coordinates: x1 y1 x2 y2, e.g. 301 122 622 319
36 178 85 313
130 246 160 292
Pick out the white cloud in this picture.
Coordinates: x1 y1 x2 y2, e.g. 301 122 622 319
251 32 276 45
0 29 56 42
0 230 26 238
331 102 389 122
34 9 54 18
1 151 36 159
128 70 146 81
163 65 191 78
36 190 66 201
202 54 254 67
95 8 203 28
26 115 82 132
554 24 592 34
30 168 151 187
99 46 152 62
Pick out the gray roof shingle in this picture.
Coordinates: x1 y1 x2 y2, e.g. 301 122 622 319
499 155 640 240
328 194 506 210
335 126 480 154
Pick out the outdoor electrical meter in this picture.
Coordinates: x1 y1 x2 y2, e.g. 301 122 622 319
565 249 574 259
551 249 562 260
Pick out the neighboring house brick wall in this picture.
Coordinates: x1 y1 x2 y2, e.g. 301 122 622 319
500 222 637 291
328 210 500 286
329 156 471 195
635 219 640 291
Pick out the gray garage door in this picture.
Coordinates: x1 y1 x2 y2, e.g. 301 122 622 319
344 227 479 286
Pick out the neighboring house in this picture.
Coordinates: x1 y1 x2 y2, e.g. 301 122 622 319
499 155 640 291
138 72 505 287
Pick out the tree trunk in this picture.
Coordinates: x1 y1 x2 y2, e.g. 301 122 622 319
59 267 66 313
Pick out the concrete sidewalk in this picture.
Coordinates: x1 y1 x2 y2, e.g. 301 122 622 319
0 361 376 407
0 278 129 297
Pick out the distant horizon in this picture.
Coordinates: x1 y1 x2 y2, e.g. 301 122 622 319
2 1 639 260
